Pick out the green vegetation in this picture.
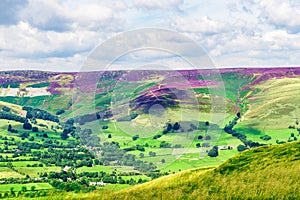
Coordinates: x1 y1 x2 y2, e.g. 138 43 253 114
48 141 299 199
0 69 299 199
27 82 50 88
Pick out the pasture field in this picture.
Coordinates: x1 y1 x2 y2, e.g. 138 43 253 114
15 167 61 178
0 167 24 179
76 165 138 174
0 183 52 191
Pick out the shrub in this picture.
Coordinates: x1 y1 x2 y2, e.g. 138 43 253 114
32 127 39 132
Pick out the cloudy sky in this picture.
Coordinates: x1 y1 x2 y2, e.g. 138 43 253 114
0 0 300 71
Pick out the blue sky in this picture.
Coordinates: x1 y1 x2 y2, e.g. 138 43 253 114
0 0 300 71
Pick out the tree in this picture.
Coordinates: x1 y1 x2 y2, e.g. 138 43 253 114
21 186 27 193
139 153 144 158
136 144 145 151
108 134 112 138
166 123 172 132
56 109 65 115
197 135 203 140
32 127 39 132
7 124 12 132
208 146 218 157
132 135 139 141
237 112 241 118
23 121 32 130
94 159 100 165
102 125 108 129
61 129 69 140
196 143 201 148
10 187 15 197
237 144 248 152
2 106 10 112
173 122 180 130
205 121 210 126
3 192 8 198
30 186 36 191
149 151 156 157
291 133 295 137
161 159 165 163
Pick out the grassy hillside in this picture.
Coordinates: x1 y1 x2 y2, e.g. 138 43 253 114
235 77 300 145
47 141 300 200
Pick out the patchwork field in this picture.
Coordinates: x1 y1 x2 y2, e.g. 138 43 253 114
0 68 299 198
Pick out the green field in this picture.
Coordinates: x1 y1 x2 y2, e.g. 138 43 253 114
15 167 61 178
0 167 24 179
0 183 52 192
47 141 300 200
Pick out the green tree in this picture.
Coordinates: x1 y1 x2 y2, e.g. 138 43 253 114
237 144 248 152
132 134 139 141
173 122 180 130
23 121 32 130
21 186 27 193
208 146 218 157
10 187 15 197
7 124 12 132
30 186 36 191
61 129 69 140
32 127 39 132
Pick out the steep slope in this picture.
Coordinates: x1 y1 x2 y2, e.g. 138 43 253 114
54 141 300 200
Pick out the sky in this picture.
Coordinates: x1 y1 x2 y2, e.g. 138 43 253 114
0 0 300 71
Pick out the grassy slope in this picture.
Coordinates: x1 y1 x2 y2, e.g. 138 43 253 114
48 141 300 200
235 77 300 144
241 77 300 129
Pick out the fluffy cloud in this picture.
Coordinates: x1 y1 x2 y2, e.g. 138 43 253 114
132 0 183 10
18 0 126 31
0 21 102 58
0 0 299 71
257 0 300 31
171 16 228 35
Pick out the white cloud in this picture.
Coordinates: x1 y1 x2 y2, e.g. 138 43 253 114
132 0 183 10
0 0 300 71
0 21 102 57
19 0 127 31
257 0 300 29
171 15 228 34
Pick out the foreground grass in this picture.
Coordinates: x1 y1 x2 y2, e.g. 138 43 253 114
42 141 300 200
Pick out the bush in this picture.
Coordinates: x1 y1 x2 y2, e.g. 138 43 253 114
132 135 139 141
102 125 108 129
56 109 65 115
32 127 39 132
208 146 218 157
260 135 271 141
23 122 32 130
237 144 248 152
2 106 10 112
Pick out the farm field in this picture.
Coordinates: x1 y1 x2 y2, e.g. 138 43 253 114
0 68 299 198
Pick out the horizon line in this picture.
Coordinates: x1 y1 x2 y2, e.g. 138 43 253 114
0 65 300 73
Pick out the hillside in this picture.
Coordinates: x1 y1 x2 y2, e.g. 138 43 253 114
53 141 299 200
0 68 300 198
